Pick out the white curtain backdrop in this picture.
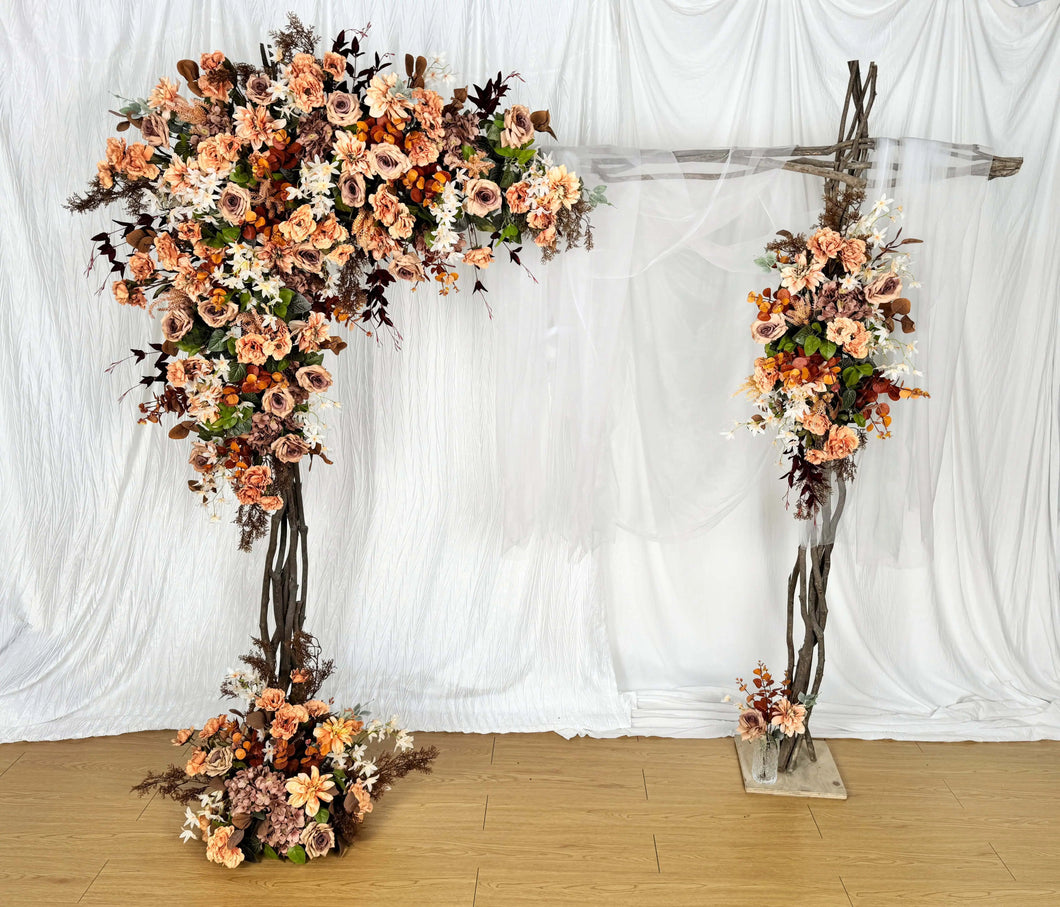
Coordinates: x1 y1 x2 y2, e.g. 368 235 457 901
1 0 1058 743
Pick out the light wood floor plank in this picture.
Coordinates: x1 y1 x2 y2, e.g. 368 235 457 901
2 730 1059 905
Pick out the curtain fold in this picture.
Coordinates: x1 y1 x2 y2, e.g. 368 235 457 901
1 0 1057 742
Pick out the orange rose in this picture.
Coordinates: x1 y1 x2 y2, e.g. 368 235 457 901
801 411 831 436
505 181 531 214
185 748 208 776
256 688 286 711
129 252 155 282
806 228 844 262
463 247 493 269
838 238 867 273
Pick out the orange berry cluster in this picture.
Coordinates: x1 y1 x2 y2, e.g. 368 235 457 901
401 163 449 205
240 364 286 396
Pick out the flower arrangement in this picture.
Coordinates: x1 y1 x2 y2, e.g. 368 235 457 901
734 662 809 744
733 189 929 518
68 15 603 547
134 635 438 867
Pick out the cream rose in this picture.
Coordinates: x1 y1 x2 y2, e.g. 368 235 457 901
140 113 170 148
500 104 534 149
203 746 234 777
865 274 902 306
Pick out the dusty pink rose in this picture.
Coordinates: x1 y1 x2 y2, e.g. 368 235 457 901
801 411 831 437
296 364 333 393
218 182 251 225
738 709 768 742
235 334 268 366
188 442 216 473
292 245 324 274
128 252 155 282
339 171 366 208
245 73 273 105
751 313 787 344
824 424 860 460
198 296 238 328
500 104 534 149
300 821 336 859
806 228 844 262
325 91 361 127
865 274 903 305
464 179 502 218
367 143 410 181
161 306 194 341
839 238 867 273
322 51 346 80
505 181 531 214
463 247 493 269
388 253 425 282
140 113 170 148
271 434 310 463
261 385 295 418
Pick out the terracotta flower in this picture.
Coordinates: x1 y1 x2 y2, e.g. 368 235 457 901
256 688 286 711
285 766 336 817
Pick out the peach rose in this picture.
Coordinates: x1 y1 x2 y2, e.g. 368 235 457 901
123 143 160 180
388 253 425 282
839 238 867 273
128 252 155 282
463 178 503 218
236 485 261 506
96 162 114 189
183 356 211 382
259 495 284 513
196 137 234 176
262 329 293 361
296 365 333 393
533 225 557 249
290 73 325 111
825 317 859 347
185 748 209 776
325 91 361 127
806 228 844 262
505 181 531 214
305 699 330 718
526 208 555 231
404 131 440 168
200 51 226 72
271 434 310 463
547 165 581 210
751 313 787 345
824 424 860 460
105 136 127 168
801 411 831 437
501 104 534 149
235 334 268 366
366 143 410 181
112 280 130 305
279 204 317 243
328 244 355 265
167 359 188 387
312 214 349 249
262 385 295 418
322 51 346 80
805 448 829 465
370 186 402 226
846 335 869 359
153 232 182 271
256 688 286 711
243 464 272 493
172 728 195 746
388 207 415 240
463 247 493 269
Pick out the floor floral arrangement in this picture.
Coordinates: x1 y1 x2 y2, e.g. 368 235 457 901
136 637 438 867
733 187 929 772
734 662 807 783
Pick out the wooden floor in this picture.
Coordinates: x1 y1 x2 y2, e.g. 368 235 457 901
1 732 1059 906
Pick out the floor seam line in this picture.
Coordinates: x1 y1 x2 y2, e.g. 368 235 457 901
989 842 1017 881
0 752 25 779
78 859 109 903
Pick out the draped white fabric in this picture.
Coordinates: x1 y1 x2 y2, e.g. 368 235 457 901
1 0 1058 743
